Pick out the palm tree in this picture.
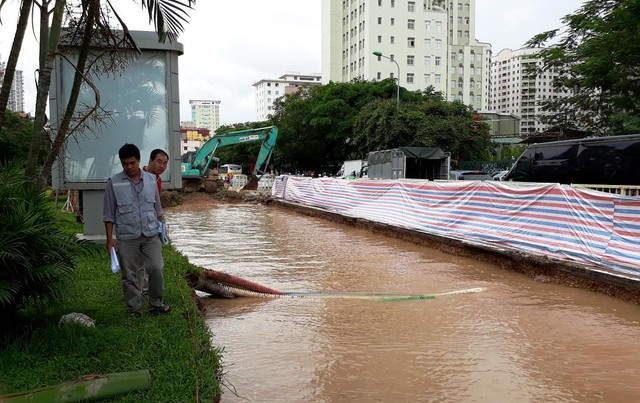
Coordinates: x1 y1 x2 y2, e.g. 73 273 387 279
0 0 196 180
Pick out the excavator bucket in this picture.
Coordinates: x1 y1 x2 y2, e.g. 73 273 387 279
241 175 260 191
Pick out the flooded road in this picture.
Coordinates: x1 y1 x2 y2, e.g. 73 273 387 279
166 201 640 402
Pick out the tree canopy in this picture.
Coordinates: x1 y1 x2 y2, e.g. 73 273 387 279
269 80 491 173
527 0 640 134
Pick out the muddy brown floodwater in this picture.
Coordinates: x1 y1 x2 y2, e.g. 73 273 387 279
166 201 640 403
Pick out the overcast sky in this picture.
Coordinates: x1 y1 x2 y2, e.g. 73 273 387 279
1 0 585 125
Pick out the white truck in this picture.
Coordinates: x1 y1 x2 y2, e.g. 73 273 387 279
336 159 367 179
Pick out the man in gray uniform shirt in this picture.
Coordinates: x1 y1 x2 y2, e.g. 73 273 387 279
103 143 171 317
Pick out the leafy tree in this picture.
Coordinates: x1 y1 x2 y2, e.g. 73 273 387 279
269 79 490 172
0 110 49 163
353 99 492 162
527 0 640 134
0 163 88 319
271 79 417 173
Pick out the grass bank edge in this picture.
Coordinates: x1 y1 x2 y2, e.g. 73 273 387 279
0 204 223 401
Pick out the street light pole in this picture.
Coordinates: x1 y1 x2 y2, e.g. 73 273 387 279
373 51 400 109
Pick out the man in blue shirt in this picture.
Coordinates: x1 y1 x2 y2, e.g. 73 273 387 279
103 143 171 317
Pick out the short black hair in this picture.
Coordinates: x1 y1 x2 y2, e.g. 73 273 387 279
150 149 169 160
119 143 140 160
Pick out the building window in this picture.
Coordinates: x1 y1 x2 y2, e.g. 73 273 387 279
436 21 442 31
435 39 442 48
408 1 415 12
378 17 382 24
407 55 415 65
424 74 431 84
424 56 431 66
407 37 415 47
378 35 382 43
435 56 441 66
458 66 464 74
457 30 462 38
435 74 441 84
407 73 414 83
390 36 395 44
391 0 395 7
377 72 381 79
425 20 431 30
408 19 415 29
458 2 463 10
425 38 431 47
451 52 456 60
378 0 382 5
391 18 395 26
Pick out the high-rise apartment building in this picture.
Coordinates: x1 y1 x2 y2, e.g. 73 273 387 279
322 0 491 110
253 73 322 121
490 48 569 133
0 60 25 112
190 100 221 134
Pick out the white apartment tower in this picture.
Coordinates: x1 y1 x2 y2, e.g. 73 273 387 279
322 0 491 110
490 48 569 133
253 73 322 121
0 61 25 113
190 100 221 133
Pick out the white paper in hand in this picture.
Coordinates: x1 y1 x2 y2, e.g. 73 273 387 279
110 247 120 273
158 221 169 244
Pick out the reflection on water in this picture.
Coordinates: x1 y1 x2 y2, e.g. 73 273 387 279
167 202 640 403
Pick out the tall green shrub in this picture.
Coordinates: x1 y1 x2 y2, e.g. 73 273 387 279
0 163 84 319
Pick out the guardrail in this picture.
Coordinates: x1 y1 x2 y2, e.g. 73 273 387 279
571 184 640 197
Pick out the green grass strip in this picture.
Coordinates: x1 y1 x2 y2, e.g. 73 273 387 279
0 205 222 401
376 295 437 302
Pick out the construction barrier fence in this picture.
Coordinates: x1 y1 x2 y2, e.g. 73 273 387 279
272 176 640 277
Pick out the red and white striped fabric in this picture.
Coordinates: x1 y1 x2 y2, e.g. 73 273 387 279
273 176 640 277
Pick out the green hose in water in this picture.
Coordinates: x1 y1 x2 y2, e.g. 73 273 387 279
205 284 485 302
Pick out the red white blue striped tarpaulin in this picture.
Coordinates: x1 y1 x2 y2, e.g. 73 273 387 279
272 176 640 277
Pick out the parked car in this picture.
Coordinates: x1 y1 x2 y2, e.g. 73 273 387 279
449 170 493 181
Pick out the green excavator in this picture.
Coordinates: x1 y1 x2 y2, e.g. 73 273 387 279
181 126 278 192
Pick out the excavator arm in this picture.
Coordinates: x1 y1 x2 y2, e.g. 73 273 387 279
181 126 278 181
